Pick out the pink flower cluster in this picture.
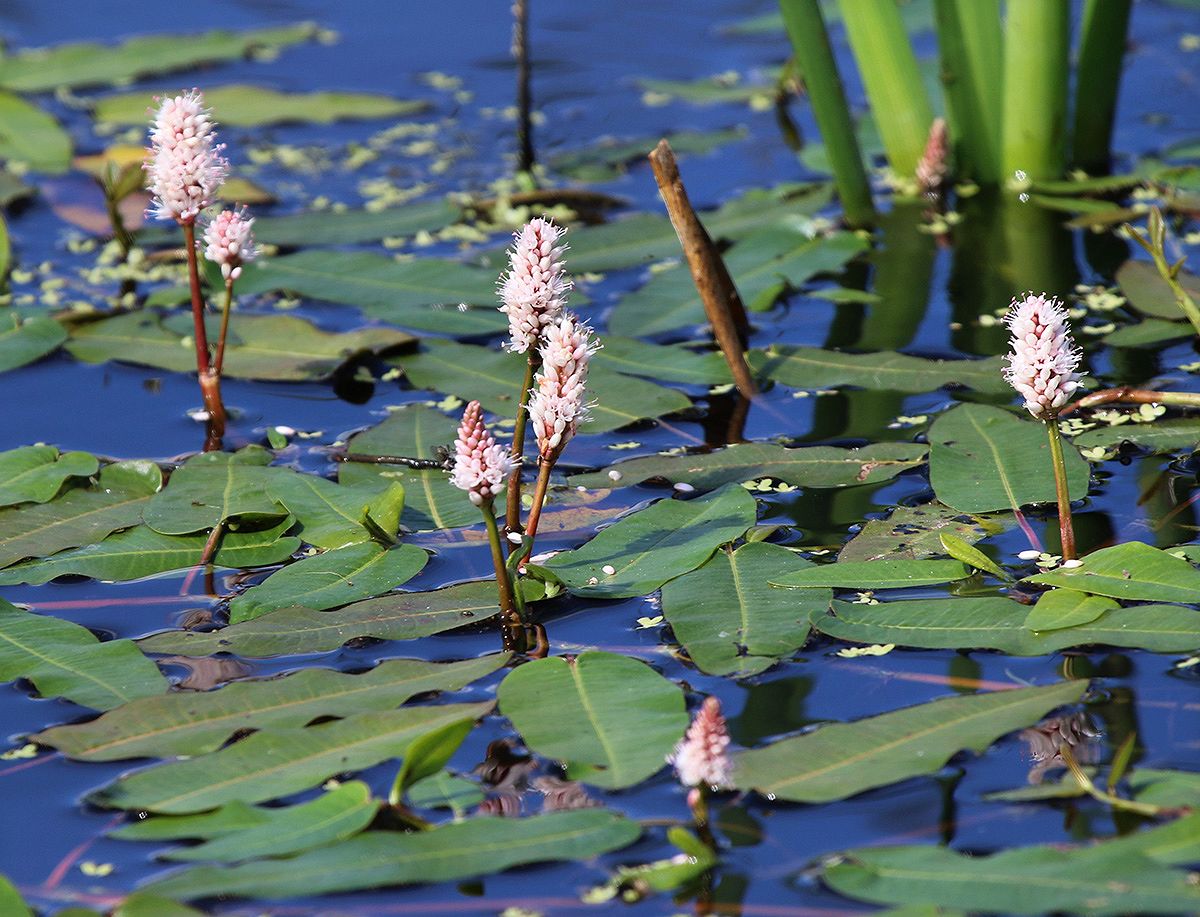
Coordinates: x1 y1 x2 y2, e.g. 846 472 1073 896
450 401 518 507
669 696 733 790
527 313 598 457
915 117 949 193
145 90 228 224
499 217 570 354
1003 293 1084 419
203 208 258 280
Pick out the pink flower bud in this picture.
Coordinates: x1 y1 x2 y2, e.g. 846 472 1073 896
203 207 258 280
145 90 229 224
450 401 518 507
527 313 599 457
1003 293 1085 419
669 696 733 790
499 217 570 354
915 117 949 194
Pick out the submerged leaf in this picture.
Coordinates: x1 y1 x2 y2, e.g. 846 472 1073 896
498 651 688 788
734 681 1086 802
0 599 167 710
661 542 829 676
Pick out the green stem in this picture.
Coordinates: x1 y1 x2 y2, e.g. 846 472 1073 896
1046 419 1076 560
213 278 235 378
505 353 538 536
1060 746 1166 818
778 0 875 228
480 501 521 627
1001 0 1070 182
934 0 1002 184
104 188 135 260
1072 0 1132 174
836 0 933 179
1127 209 1200 336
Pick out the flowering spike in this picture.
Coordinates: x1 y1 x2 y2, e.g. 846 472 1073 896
527 313 599 458
500 217 570 354
145 90 229 225
1003 293 1084 419
669 696 733 790
203 207 258 281
915 117 949 194
450 401 518 507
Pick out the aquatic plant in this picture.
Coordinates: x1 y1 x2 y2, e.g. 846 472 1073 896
202 206 258 377
669 695 732 828
1003 293 1083 558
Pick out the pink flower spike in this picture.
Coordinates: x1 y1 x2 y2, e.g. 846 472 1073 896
527 313 599 458
1003 293 1085 419
203 207 258 281
669 696 733 790
145 89 229 224
450 401 518 507
499 217 570 354
915 117 949 194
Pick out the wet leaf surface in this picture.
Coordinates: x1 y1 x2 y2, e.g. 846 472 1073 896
0 315 66 373
752 347 1010 394
1025 542 1200 602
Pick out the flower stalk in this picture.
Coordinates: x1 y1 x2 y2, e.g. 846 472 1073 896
1045 419 1076 560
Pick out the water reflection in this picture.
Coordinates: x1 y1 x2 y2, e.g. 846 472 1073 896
729 674 813 746
1019 712 1102 784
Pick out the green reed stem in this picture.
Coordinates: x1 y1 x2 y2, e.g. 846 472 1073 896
778 0 876 228
505 353 538 537
1001 0 1070 182
1045 418 1076 561
836 0 933 179
1072 0 1132 175
933 0 1002 184
480 500 522 627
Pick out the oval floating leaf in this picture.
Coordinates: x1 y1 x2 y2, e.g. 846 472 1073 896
770 559 969 590
541 485 757 598
0 446 98 507
142 448 286 535
929 404 1089 513
267 474 404 550
499 651 687 789
734 681 1086 803
38 655 507 760
1024 542 1200 603
0 92 71 173
0 599 167 710
570 442 928 491
1023 588 1116 632
1072 419 1200 454
661 542 829 676
751 347 1009 394
91 703 491 813
228 542 428 624
142 810 640 900
0 315 66 374
137 581 503 658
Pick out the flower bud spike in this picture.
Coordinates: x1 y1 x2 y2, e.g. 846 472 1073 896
1003 293 1084 420
450 401 518 508
669 696 733 791
499 217 570 354
145 89 229 225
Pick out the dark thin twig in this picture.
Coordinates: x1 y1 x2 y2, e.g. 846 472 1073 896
513 0 535 173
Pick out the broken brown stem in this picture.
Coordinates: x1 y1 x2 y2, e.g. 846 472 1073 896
1058 387 1200 417
648 139 758 399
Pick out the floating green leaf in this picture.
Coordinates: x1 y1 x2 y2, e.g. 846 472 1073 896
751 348 1009 393
1117 259 1200 321
231 251 504 335
548 128 746 181
114 893 204 917
0 461 161 569
771 559 969 590
1023 588 1117 632
1072 419 1200 453
340 464 478 532
840 502 1003 562
137 581 502 658
734 681 1086 803
142 810 640 900
67 313 413 382
406 771 484 813
570 443 928 491
610 229 868 334
1025 542 1200 603
816 597 1200 654
0 599 167 710
162 782 379 863
142 448 286 535
345 404 459 461
92 703 491 813
94 85 426 127
0 24 319 92
229 542 428 623
253 199 460 247
638 72 780 107
111 801 271 842
661 542 829 676
0 92 71 173
0 519 298 585
595 336 733 386
0 446 98 507
822 841 1200 915
395 340 690 434
389 717 477 804
498 651 687 788
939 533 1010 580
0 315 66 374
38 655 506 760
0 877 30 917
267 474 404 549
929 404 1089 513
1128 769 1200 808
541 485 756 598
